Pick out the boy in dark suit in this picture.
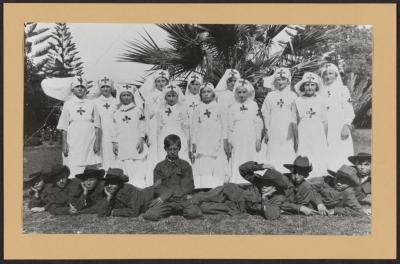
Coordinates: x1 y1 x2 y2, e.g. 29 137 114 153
348 152 371 205
143 134 202 221
24 170 49 212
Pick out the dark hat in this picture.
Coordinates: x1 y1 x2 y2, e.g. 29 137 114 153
327 165 359 186
262 203 281 220
75 166 105 181
23 171 44 187
100 168 129 184
348 152 371 165
43 165 70 183
256 169 288 189
283 156 313 175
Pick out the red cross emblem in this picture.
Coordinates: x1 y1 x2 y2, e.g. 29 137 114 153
240 104 248 111
103 103 110 109
101 77 109 83
165 107 172 116
76 107 85 115
277 98 284 108
122 115 131 123
306 108 316 118
204 109 211 118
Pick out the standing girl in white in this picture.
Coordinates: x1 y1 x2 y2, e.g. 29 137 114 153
57 77 102 178
184 72 203 120
261 68 297 172
156 84 191 163
112 84 148 187
320 63 355 170
215 69 241 110
93 76 119 171
191 82 228 188
226 79 263 184
294 72 329 178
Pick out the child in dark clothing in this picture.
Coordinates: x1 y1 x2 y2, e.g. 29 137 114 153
348 152 371 205
25 170 49 212
143 134 202 221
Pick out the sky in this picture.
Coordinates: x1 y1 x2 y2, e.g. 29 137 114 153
31 23 295 83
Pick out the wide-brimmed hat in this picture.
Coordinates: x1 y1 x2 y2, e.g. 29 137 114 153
327 165 359 186
100 168 129 184
255 169 288 189
348 152 371 165
76 166 105 181
23 171 45 187
43 165 70 184
283 156 313 175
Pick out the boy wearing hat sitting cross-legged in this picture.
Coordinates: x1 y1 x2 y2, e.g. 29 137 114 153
96 168 154 217
280 156 329 216
24 170 50 212
42 165 81 215
69 166 105 214
311 165 367 216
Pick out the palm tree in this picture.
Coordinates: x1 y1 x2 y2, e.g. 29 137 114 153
118 24 330 87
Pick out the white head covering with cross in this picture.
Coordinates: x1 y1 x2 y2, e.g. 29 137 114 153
199 82 216 102
115 83 137 101
294 72 324 96
319 63 345 87
185 72 204 97
162 83 185 107
233 78 255 101
215 69 241 92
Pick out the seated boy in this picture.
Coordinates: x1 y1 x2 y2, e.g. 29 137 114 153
42 165 79 215
97 168 154 217
24 170 49 212
143 134 202 221
280 156 329 216
69 166 105 214
311 165 367 216
348 152 371 205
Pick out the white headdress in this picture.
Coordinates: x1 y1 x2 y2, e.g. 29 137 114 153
185 72 203 96
199 82 216 102
320 63 345 87
294 72 324 96
115 83 136 101
41 76 75 101
161 83 185 106
140 69 171 102
263 67 292 91
233 78 255 101
97 76 114 89
215 69 241 92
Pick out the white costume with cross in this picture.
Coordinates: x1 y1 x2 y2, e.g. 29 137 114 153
321 63 355 171
156 84 190 163
261 68 297 173
191 83 229 188
56 77 102 178
112 84 148 187
184 72 203 127
294 72 329 178
141 70 170 175
227 79 263 184
93 76 119 171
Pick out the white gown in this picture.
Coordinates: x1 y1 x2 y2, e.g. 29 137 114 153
325 84 355 170
156 103 190 163
261 89 297 172
93 95 119 171
216 90 235 111
227 100 263 184
112 102 148 188
295 96 329 178
57 96 102 177
191 100 229 188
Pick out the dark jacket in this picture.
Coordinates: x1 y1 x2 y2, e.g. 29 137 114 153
27 184 52 209
97 184 154 217
354 177 371 204
153 158 194 201
69 180 105 214
45 178 80 215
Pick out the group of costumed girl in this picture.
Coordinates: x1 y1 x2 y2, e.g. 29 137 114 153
42 62 355 189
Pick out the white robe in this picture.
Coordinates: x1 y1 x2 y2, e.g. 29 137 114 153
156 103 190 163
93 95 119 171
143 88 164 177
295 96 329 178
216 90 235 111
57 96 102 177
112 103 148 187
185 93 200 145
191 100 229 188
261 89 297 172
325 84 355 170
227 100 263 184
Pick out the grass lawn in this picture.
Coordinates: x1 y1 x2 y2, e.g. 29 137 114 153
23 129 371 235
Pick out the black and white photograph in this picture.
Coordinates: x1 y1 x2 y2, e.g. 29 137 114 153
23 22 372 235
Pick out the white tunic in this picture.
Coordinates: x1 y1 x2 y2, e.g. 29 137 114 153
112 103 148 187
185 93 200 145
325 84 355 170
216 90 235 111
261 89 297 172
227 100 263 184
295 96 329 178
156 103 190 163
57 96 102 168
191 100 228 188
93 95 119 170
